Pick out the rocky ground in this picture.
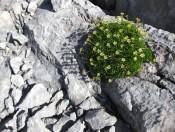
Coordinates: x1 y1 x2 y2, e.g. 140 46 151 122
0 0 175 132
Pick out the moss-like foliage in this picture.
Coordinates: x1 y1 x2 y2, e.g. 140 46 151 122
80 13 154 82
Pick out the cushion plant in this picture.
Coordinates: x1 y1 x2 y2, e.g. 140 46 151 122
80 13 154 82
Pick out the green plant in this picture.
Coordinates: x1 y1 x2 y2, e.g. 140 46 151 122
80 13 154 82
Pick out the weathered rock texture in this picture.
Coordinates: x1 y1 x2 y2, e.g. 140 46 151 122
0 0 129 131
102 25 175 132
1 0 175 132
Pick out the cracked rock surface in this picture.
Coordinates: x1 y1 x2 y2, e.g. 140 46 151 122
0 0 175 132
0 0 128 131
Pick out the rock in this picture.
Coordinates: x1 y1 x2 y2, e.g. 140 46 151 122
24 1 105 105
115 0 175 33
11 75 25 88
22 1 29 10
18 84 52 109
65 74 91 105
21 63 33 71
1 129 11 132
0 65 11 116
42 117 57 126
159 79 175 95
17 110 28 130
25 48 31 58
102 77 175 132
35 101 57 118
76 108 84 117
18 48 27 60
11 2 22 16
138 63 160 83
67 120 85 132
11 88 22 105
161 54 175 74
50 90 64 102
56 99 69 115
27 1 37 13
23 69 34 80
0 42 7 49
34 65 52 83
11 32 29 44
51 0 72 11
85 109 117 130
0 11 16 42
9 57 23 74
5 114 17 132
108 119 131 132
53 115 73 132
108 126 115 132
79 96 102 110
4 96 14 113
27 116 50 132
70 112 76 121
0 0 13 10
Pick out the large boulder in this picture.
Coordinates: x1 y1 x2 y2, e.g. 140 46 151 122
102 24 175 132
24 0 105 105
102 78 175 132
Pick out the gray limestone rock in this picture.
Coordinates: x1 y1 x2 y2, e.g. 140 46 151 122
27 1 37 13
23 69 34 80
138 63 160 83
10 57 23 74
5 113 17 132
27 116 50 132
4 96 14 114
24 0 105 105
34 65 52 83
102 77 175 132
51 0 72 11
42 117 57 126
79 96 102 110
17 110 28 130
50 90 64 102
11 32 29 44
11 88 22 105
0 0 13 10
11 2 22 16
0 42 7 49
18 84 52 110
108 119 131 132
159 79 175 95
22 1 29 10
53 115 73 132
0 65 11 118
85 109 117 130
0 11 16 42
76 108 84 118
65 74 91 105
67 120 85 132
69 112 76 121
11 75 25 88
35 101 58 118
56 99 69 115
21 63 33 71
